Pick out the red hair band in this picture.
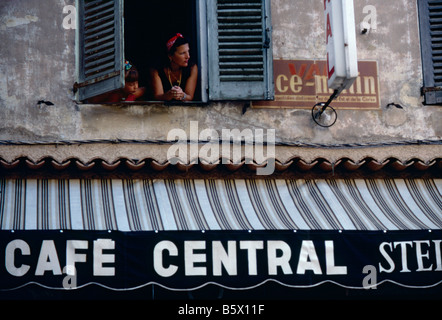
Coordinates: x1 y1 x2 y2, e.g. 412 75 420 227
166 33 184 52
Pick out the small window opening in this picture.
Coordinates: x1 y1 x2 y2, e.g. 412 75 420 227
124 0 201 102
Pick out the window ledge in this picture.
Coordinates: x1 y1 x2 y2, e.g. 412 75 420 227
76 100 210 107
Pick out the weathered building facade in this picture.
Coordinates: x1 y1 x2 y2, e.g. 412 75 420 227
0 0 440 144
0 0 441 301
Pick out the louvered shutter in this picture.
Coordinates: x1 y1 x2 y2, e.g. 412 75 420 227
207 0 274 100
419 0 442 105
76 0 124 101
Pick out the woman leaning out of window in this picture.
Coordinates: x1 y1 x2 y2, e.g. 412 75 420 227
150 33 198 101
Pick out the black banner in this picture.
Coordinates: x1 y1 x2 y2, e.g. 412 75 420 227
1 230 441 293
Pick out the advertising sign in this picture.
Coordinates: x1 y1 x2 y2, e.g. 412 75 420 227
253 60 380 109
324 0 358 92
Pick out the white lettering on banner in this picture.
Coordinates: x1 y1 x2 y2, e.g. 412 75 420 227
5 240 31 277
185 241 207 276
35 240 62 276
268 241 293 275
4 239 115 277
153 240 179 277
213 241 237 276
153 240 348 277
93 239 116 276
325 240 348 275
378 240 442 273
297 240 322 274
4 237 441 286
239 241 264 276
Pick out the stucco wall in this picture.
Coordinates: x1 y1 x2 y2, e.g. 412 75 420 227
0 0 440 145
0 0 78 140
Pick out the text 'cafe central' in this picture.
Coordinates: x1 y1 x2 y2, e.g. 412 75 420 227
2 230 441 292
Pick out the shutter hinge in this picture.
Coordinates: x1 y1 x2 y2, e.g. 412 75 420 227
263 27 271 49
421 86 442 94
73 71 121 93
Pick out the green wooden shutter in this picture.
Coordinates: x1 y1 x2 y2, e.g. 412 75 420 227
418 0 442 105
207 0 274 100
76 0 124 101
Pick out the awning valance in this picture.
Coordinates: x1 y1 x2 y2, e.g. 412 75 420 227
1 178 440 231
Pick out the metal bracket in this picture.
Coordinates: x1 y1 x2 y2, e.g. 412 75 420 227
311 89 339 127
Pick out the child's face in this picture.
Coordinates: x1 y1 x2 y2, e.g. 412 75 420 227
124 81 139 94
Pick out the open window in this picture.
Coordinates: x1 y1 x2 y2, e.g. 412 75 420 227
124 0 202 101
75 0 274 103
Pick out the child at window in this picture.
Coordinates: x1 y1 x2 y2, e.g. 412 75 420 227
88 61 146 103
150 33 198 101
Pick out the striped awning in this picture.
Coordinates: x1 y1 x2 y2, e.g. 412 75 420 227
0 178 441 231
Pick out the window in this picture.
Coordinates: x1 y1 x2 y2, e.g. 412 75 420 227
75 0 274 103
418 0 442 105
124 0 201 101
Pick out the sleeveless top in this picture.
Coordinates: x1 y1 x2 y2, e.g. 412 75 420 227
158 64 194 93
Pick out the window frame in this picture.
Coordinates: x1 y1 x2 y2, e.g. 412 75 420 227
418 0 442 105
196 0 209 103
75 0 274 104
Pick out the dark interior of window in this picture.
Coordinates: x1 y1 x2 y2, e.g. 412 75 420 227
124 0 200 101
